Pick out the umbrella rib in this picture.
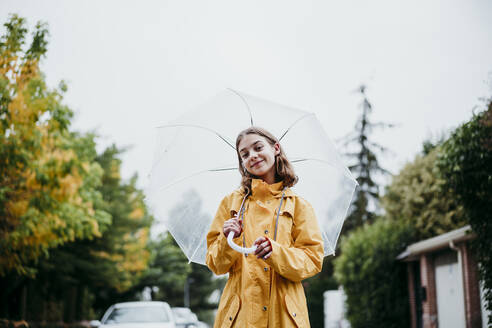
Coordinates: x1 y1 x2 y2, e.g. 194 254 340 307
228 88 254 126
290 158 357 183
188 231 208 264
209 167 237 172
279 113 315 141
156 166 237 192
156 123 236 150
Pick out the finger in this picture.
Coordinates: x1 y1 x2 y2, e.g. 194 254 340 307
257 245 272 258
256 248 267 258
256 241 266 253
263 251 272 260
225 220 240 230
254 241 264 255
254 245 262 256
255 243 271 257
254 237 266 245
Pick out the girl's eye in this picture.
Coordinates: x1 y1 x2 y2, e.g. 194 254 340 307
256 145 263 151
241 153 248 159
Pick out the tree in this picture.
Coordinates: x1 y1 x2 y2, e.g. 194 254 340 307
187 262 225 323
137 233 191 307
305 85 393 325
382 147 466 240
0 16 152 320
45 145 153 319
303 258 338 328
342 84 393 231
0 14 111 277
334 219 413 328
437 99 492 325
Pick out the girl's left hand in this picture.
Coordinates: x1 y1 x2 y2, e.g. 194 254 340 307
254 236 272 260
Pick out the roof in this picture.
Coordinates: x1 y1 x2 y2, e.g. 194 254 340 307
114 301 169 308
397 225 474 261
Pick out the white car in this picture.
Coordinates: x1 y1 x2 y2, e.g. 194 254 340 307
171 307 199 328
90 301 176 328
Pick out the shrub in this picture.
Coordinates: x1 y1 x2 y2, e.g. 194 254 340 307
334 219 413 328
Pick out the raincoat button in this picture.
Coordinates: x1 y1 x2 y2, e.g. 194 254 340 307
293 312 296 317
263 306 267 311
229 317 232 321
264 229 269 234
264 267 268 272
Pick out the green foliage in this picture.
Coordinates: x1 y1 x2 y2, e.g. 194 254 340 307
0 14 111 277
334 219 413 328
382 148 466 240
137 233 191 306
0 15 152 321
188 262 225 323
305 85 393 325
304 259 338 328
40 145 153 318
437 100 492 324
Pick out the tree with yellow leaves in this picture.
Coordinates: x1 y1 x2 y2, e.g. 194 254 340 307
0 14 111 277
0 15 153 320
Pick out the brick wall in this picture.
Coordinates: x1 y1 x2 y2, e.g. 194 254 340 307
405 241 483 328
420 254 438 328
407 263 417 328
459 242 483 328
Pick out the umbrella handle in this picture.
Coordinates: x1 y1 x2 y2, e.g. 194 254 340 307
227 231 257 254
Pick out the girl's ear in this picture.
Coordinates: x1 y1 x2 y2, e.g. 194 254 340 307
274 142 280 155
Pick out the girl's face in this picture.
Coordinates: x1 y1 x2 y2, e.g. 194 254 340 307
238 133 280 184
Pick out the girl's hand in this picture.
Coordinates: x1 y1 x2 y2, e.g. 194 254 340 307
223 218 242 238
254 236 272 259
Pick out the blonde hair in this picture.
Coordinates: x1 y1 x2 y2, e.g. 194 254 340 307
235 126 298 195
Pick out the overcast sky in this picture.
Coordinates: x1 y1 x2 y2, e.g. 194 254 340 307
2 0 492 188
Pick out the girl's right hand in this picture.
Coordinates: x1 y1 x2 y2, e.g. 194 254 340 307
223 217 242 238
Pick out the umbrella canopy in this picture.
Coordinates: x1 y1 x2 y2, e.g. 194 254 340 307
146 89 357 265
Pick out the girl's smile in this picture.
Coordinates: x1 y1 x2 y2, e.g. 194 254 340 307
251 160 264 168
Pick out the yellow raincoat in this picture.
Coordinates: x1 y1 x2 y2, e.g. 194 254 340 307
206 179 324 328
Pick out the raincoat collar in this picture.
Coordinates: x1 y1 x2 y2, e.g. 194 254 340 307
250 178 296 198
251 178 284 199
230 179 296 218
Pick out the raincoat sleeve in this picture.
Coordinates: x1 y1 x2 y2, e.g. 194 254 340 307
265 197 324 282
206 195 242 275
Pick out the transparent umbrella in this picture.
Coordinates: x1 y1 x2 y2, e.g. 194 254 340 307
145 89 357 265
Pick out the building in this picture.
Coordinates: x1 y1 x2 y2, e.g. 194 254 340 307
397 225 490 328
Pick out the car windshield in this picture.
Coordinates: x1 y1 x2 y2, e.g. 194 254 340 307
172 308 197 322
105 306 170 323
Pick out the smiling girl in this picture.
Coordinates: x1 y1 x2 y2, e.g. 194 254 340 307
206 127 323 328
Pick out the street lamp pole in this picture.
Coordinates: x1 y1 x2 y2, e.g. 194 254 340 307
184 277 194 308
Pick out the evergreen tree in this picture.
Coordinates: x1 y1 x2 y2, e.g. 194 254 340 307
136 233 191 307
305 85 393 325
343 84 392 231
188 262 225 323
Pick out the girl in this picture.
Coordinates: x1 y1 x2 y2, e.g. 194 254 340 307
206 127 324 328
